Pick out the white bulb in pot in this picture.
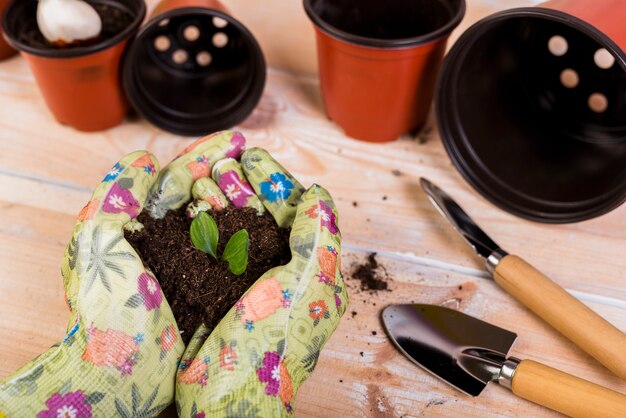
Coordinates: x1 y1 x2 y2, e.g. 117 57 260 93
37 0 103 45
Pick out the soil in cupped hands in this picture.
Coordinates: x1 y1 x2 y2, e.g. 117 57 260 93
125 205 291 344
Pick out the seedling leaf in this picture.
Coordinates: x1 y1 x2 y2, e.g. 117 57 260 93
223 229 249 275
190 212 218 259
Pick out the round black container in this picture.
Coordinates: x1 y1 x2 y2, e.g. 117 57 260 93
123 7 265 136
437 8 626 223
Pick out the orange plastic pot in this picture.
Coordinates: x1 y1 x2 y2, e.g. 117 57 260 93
0 0 16 60
2 0 145 132
436 0 626 223
304 0 465 142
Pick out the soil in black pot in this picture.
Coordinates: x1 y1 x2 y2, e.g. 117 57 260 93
19 3 134 49
125 205 292 344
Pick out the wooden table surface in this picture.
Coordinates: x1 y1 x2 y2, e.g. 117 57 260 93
1 0 625 417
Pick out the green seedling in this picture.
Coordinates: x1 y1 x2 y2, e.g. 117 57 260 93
222 230 249 276
190 212 249 276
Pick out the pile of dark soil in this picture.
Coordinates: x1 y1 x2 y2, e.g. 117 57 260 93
351 253 390 292
125 205 291 343
21 4 134 49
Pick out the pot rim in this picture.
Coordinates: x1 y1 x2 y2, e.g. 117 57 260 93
2 0 146 59
303 0 466 49
436 7 626 224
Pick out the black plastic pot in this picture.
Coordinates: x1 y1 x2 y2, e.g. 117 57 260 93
123 2 266 136
437 7 626 223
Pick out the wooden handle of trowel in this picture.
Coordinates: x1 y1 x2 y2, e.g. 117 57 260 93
493 255 626 380
512 360 626 418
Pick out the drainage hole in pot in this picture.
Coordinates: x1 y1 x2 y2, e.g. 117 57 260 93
183 25 201 42
213 17 228 28
560 69 579 88
159 19 170 27
588 93 608 113
154 36 171 52
548 35 568 56
196 51 212 67
594 48 615 69
172 49 188 65
213 32 228 48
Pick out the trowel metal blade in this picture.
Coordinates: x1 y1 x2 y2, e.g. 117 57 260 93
382 304 517 396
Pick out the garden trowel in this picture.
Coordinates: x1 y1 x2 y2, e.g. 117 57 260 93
382 304 626 417
420 178 626 380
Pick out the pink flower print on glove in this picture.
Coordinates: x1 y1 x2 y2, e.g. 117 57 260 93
138 272 163 311
225 131 246 159
102 183 140 219
37 390 92 418
256 351 294 408
216 170 256 208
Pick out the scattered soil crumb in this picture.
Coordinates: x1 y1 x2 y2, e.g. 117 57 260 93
360 351 364 357
382 195 388 201
426 399 447 408
371 331 377 336
391 169 402 177
350 253 390 293
352 201 358 207
417 126 433 145
351 311 358 318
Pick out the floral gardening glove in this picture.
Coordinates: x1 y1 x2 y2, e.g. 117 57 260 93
0 132 245 417
0 131 347 418
163 141 349 417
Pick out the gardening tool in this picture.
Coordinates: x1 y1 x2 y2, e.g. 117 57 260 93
382 304 626 417
436 0 626 223
420 178 626 380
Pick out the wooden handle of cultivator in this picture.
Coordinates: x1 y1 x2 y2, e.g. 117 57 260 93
493 255 626 380
512 360 626 418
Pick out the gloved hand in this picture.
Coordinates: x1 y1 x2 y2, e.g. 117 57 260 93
0 150 184 417
0 131 348 417
172 147 348 417
142 130 348 416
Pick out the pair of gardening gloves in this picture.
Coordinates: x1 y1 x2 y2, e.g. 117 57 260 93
0 131 348 417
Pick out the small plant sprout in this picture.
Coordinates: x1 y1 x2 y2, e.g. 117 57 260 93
190 212 219 259
222 230 249 276
37 0 103 46
190 212 249 276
